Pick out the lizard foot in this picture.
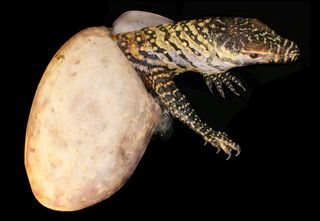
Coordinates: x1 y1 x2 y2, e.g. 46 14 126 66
204 131 241 160
204 72 246 98
154 109 174 140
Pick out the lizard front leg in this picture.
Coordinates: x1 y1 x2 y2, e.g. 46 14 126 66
152 72 240 159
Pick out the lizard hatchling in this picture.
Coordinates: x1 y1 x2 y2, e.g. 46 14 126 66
24 11 301 211
111 13 300 159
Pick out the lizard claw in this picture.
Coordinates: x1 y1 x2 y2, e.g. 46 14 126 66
205 74 225 98
215 79 225 98
226 151 232 160
204 72 246 98
226 72 246 91
207 131 241 159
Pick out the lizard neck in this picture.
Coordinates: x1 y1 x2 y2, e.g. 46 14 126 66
111 18 233 78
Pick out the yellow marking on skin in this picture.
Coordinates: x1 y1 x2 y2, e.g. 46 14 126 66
177 25 212 61
145 57 160 66
155 83 166 91
139 46 145 51
148 27 181 69
166 80 174 85
198 22 205 27
151 67 163 73
175 39 189 56
186 20 214 51
200 44 208 51
153 72 171 80
218 47 239 60
179 32 199 53
129 44 141 58
175 26 182 31
172 88 180 97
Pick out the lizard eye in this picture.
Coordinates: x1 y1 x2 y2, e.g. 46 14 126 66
249 53 259 59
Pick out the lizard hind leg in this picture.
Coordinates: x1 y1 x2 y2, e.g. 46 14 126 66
154 109 174 140
152 94 174 140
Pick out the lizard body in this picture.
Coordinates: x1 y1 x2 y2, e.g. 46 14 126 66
111 17 299 158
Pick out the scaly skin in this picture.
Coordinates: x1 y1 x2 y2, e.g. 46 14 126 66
111 17 299 159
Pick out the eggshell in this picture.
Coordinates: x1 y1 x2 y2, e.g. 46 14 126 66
112 10 173 34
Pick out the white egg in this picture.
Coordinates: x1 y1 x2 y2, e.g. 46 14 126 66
25 27 161 211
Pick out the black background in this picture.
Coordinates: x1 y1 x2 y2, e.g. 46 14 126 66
8 0 314 219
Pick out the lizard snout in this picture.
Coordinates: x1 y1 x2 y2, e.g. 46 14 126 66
287 42 300 62
276 39 300 63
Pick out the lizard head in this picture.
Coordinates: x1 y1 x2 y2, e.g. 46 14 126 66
210 17 299 67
